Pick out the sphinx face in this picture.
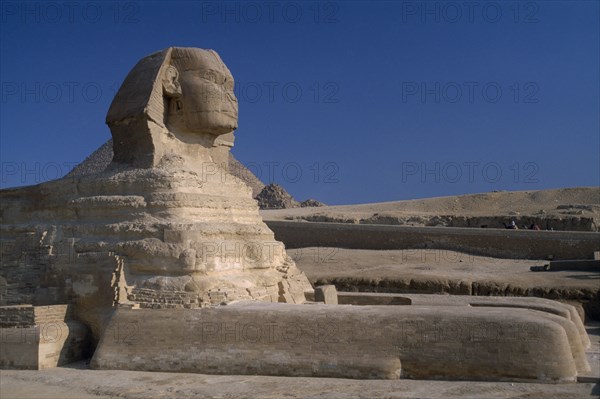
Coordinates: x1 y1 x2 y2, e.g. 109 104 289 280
168 49 238 136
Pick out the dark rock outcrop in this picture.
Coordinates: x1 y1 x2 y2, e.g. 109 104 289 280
255 183 300 210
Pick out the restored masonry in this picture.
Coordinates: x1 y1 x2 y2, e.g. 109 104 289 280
0 305 88 369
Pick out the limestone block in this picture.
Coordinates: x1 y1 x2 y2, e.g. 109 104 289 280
338 293 590 350
314 285 338 304
91 303 580 382
404 294 591 352
1 321 88 369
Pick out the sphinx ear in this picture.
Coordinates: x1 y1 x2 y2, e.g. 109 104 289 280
163 66 182 97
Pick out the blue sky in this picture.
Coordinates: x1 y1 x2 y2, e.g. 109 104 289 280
1 1 598 204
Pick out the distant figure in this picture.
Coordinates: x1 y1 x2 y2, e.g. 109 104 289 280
530 223 541 230
503 220 518 230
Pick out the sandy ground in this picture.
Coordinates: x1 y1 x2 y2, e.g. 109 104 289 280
262 187 600 230
1 333 598 399
289 248 599 293
289 247 600 322
264 187 600 218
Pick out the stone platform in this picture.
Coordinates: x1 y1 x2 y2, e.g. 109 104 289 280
91 301 588 382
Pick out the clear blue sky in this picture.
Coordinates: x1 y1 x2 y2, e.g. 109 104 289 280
1 1 598 204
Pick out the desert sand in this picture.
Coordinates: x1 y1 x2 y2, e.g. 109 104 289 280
262 187 600 231
289 247 599 318
289 248 597 292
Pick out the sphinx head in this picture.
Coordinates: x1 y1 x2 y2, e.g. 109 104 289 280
107 47 238 167
163 48 238 135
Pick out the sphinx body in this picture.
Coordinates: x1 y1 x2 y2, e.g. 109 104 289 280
0 48 311 340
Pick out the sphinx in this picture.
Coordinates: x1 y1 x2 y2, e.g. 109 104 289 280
0 48 591 382
0 47 312 340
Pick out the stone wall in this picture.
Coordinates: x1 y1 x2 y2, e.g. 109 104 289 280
0 304 89 369
0 231 53 306
266 221 600 260
299 213 598 232
0 305 36 328
0 304 73 328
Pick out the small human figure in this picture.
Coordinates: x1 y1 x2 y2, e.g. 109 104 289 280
530 223 541 230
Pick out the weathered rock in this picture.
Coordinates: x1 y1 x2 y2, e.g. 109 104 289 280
300 199 325 208
227 153 266 198
67 139 266 198
314 285 338 304
91 303 585 382
0 47 312 340
255 183 300 209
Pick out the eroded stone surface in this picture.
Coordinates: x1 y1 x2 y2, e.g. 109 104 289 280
314 285 338 304
91 303 583 382
0 47 312 340
337 293 592 374
67 139 267 198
